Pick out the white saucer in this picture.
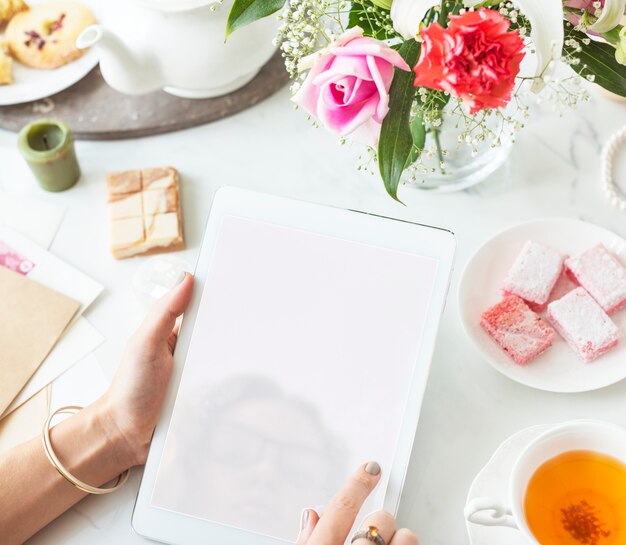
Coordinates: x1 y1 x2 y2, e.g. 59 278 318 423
465 424 550 545
459 218 626 393
0 0 100 106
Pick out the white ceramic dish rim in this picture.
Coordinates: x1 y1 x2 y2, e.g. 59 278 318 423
465 420 626 544
464 424 549 545
134 0 220 12
458 217 626 394
509 419 626 543
0 0 100 106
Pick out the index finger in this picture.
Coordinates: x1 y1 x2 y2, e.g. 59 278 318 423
307 462 382 545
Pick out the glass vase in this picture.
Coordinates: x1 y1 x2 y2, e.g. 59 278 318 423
402 110 513 193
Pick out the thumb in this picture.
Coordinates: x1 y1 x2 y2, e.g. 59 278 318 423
138 272 194 345
297 509 320 545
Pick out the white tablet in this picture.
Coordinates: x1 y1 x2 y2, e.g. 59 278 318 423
132 187 455 545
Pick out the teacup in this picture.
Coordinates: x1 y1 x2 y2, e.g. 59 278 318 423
464 419 626 544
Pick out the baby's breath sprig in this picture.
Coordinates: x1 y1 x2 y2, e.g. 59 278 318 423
275 0 347 90
533 74 591 114
497 0 530 35
349 0 399 40
356 146 378 175
416 89 449 127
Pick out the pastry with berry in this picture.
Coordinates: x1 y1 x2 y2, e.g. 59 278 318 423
5 1 95 69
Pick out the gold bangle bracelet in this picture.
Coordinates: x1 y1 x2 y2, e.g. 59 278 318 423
42 405 130 495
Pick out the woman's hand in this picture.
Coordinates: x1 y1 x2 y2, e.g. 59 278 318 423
297 462 418 545
98 272 194 467
0 273 194 545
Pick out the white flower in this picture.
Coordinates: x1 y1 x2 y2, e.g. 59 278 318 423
464 0 564 92
616 26 626 66
588 0 626 33
390 0 438 40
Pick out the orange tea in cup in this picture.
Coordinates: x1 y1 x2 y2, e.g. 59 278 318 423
525 450 626 545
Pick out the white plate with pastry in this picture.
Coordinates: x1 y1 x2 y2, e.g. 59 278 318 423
459 217 626 393
0 0 99 105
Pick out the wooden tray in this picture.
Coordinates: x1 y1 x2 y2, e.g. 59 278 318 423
0 52 288 140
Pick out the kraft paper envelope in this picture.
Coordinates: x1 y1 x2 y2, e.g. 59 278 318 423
0 267 79 414
3 317 104 417
0 386 49 456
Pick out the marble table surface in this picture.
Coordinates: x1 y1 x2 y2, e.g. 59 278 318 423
1 85 626 545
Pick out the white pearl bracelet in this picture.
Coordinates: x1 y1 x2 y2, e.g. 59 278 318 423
603 125 626 210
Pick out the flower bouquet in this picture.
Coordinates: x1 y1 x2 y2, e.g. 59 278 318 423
226 0 626 200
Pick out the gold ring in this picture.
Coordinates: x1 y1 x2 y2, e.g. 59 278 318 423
350 525 386 545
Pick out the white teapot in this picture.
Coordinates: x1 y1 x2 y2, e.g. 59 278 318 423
76 0 279 98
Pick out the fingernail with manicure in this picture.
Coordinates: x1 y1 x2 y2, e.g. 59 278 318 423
365 461 381 475
174 270 186 286
300 508 312 531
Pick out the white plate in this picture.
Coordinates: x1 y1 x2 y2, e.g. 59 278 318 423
459 218 626 393
465 424 550 545
0 0 100 106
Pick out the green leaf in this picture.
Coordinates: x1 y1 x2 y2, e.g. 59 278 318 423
378 39 421 202
601 25 622 46
438 0 449 26
406 111 426 167
563 22 626 97
226 0 285 39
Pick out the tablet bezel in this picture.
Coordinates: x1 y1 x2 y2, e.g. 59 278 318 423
132 186 456 545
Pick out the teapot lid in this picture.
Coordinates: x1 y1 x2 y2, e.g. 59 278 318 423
134 0 219 12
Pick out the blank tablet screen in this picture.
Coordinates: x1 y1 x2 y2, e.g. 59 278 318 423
151 215 439 541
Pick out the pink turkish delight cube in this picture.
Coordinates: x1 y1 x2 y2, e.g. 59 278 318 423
565 244 626 314
547 287 620 362
502 241 565 311
481 294 555 365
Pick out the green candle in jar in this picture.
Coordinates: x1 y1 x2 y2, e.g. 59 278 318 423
17 119 81 192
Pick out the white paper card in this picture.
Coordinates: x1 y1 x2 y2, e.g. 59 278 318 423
4 317 104 416
0 193 65 249
151 216 439 542
50 353 110 411
0 227 102 315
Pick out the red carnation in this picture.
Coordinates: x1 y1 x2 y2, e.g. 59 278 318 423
413 8 526 114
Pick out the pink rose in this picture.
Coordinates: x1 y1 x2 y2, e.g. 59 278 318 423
413 9 525 115
292 27 410 147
